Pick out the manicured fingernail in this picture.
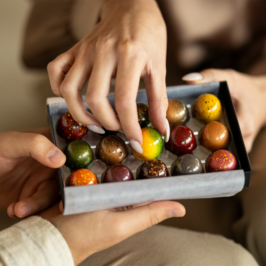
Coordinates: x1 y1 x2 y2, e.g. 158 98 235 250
182 72 203 81
88 125 105 134
169 208 185 218
19 205 30 217
165 118 170 143
129 139 143 154
48 149 65 163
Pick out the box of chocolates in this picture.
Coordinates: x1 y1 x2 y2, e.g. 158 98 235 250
47 81 251 215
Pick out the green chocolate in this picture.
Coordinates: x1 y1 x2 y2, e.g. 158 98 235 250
64 140 93 170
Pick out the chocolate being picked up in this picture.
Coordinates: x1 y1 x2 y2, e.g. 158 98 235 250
171 154 203 176
206 150 237 172
57 112 88 140
96 135 128 165
65 140 93 170
137 103 152 128
137 160 169 179
166 99 189 129
102 165 133 183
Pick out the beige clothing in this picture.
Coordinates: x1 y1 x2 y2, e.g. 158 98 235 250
0 216 74 266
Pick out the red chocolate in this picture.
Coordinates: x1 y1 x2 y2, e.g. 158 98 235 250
206 150 237 172
57 112 88 140
168 126 196 155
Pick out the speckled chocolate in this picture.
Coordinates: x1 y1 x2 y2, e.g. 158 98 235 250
206 150 237 172
96 135 128 165
57 112 88 140
171 154 203 175
166 99 189 129
137 103 151 128
101 127 118 138
137 160 169 179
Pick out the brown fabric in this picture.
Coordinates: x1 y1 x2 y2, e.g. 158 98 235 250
22 0 266 74
22 0 77 68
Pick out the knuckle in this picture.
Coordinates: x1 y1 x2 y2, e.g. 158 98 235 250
95 36 114 51
47 60 57 75
86 94 102 111
60 83 71 96
118 41 147 60
31 134 47 150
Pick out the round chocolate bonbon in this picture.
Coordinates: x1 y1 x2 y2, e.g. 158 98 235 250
132 127 163 160
65 140 93 170
137 160 169 179
96 135 128 165
171 154 203 175
137 103 151 128
57 112 88 140
206 150 237 172
102 165 133 183
168 126 196 155
166 99 189 129
199 121 230 151
192 94 222 123
68 169 98 186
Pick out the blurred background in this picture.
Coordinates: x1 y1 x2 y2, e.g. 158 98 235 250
0 1 54 230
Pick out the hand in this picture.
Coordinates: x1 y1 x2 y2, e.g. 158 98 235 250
0 128 66 218
47 0 169 153
182 69 266 152
41 201 185 265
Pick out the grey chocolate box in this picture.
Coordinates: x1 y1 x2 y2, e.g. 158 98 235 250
47 82 251 215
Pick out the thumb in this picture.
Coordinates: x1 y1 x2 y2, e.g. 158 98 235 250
182 68 236 84
114 201 185 240
0 131 65 169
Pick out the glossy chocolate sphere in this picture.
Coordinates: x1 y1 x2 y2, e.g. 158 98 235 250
192 94 222 123
199 121 230 151
68 169 98 186
96 135 128 165
137 160 169 179
65 140 93 170
57 112 88 140
102 165 133 183
137 103 151 128
206 150 237 172
166 99 189 129
132 127 163 160
171 154 203 175
168 126 196 155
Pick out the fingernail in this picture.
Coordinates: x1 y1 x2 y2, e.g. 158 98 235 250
129 139 143 154
48 149 65 163
19 205 30 217
88 125 105 134
165 118 170 143
169 209 185 218
182 72 203 81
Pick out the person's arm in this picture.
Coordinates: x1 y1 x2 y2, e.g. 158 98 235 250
0 216 74 266
183 69 266 152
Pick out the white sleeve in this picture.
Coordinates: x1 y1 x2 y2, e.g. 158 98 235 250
0 216 74 266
